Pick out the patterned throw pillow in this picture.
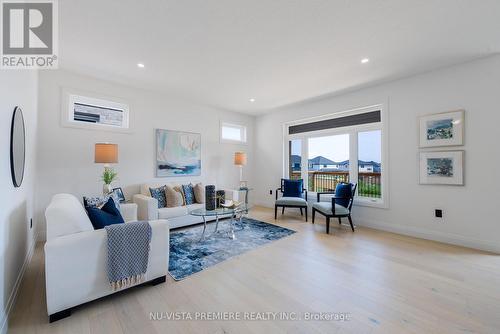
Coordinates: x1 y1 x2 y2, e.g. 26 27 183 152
193 182 205 203
165 186 184 207
182 184 195 205
173 186 186 205
84 192 121 210
149 185 167 208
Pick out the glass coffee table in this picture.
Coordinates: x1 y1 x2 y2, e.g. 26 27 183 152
190 205 250 241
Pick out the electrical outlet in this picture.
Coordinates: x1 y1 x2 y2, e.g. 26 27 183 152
30 218 33 229
269 189 273 195
435 209 443 218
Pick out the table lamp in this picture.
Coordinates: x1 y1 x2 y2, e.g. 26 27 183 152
95 143 118 195
234 151 247 185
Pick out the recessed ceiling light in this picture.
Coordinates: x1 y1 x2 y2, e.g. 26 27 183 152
249 98 256 102
361 58 370 64
137 63 145 68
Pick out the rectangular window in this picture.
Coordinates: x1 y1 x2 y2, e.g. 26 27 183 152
307 134 349 192
358 130 382 199
285 106 387 207
64 93 130 131
221 122 247 143
288 139 302 180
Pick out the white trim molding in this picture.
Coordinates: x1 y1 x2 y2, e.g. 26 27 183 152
0 230 39 334
355 217 500 254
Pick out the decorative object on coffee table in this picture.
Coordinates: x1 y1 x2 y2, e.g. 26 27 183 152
95 143 119 195
205 185 216 210
216 190 225 208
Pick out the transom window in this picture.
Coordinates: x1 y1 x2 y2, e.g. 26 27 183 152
61 90 131 133
285 105 387 207
220 122 247 143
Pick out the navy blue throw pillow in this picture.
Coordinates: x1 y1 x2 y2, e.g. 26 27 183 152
335 183 352 208
282 179 303 198
149 185 167 208
86 198 125 230
182 184 195 205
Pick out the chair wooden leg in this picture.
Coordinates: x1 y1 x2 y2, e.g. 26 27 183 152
348 215 355 232
300 207 303 216
312 208 315 223
338 217 342 225
326 217 330 234
274 205 277 219
282 207 285 214
305 207 308 222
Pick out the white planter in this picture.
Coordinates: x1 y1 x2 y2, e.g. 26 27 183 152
103 184 113 195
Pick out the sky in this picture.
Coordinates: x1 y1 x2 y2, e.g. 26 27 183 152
291 130 381 163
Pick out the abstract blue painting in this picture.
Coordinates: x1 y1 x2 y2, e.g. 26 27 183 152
156 129 201 177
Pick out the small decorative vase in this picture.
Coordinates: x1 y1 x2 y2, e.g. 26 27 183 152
103 183 113 196
216 190 225 208
205 185 216 211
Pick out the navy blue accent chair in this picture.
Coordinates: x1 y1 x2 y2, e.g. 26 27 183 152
274 178 308 221
312 183 357 233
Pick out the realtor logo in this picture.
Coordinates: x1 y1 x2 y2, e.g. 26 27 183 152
1 0 58 69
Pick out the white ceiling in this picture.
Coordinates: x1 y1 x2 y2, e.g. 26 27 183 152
60 0 500 114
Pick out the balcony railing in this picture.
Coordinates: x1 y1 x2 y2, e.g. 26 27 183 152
290 171 381 198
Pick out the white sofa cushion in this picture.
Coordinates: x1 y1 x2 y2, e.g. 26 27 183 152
186 203 205 213
158 206 189 219
45 193 93 240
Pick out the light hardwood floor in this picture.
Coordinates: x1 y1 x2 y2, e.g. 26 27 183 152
7 206 500 334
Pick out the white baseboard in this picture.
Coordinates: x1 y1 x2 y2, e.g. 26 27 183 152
37 229 46 242
252 202 499 254
355 218 500 254
0 230 39 334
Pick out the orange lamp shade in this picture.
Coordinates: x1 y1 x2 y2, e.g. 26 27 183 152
95 143 118 163
234 152 247 166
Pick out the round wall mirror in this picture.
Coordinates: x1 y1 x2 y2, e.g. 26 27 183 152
10 106 25 188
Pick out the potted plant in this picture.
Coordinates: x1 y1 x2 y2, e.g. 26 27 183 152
101 167 118 195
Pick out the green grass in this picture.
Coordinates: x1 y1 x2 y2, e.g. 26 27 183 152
308 179 381 198
357 181 381 198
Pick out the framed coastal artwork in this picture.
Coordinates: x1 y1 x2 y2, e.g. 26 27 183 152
156 129 201 177
419 151 464 185
419 110 464 147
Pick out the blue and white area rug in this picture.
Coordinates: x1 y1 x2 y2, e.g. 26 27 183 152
169 217 296 280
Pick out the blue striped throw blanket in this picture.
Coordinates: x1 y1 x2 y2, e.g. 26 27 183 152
105 221 152 290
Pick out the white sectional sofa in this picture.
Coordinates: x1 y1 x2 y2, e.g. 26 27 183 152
133 183 244 229
44 193 169 322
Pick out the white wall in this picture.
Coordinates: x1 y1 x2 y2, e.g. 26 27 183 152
0 71 38 332
255 55 500 253
36 70 254 238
